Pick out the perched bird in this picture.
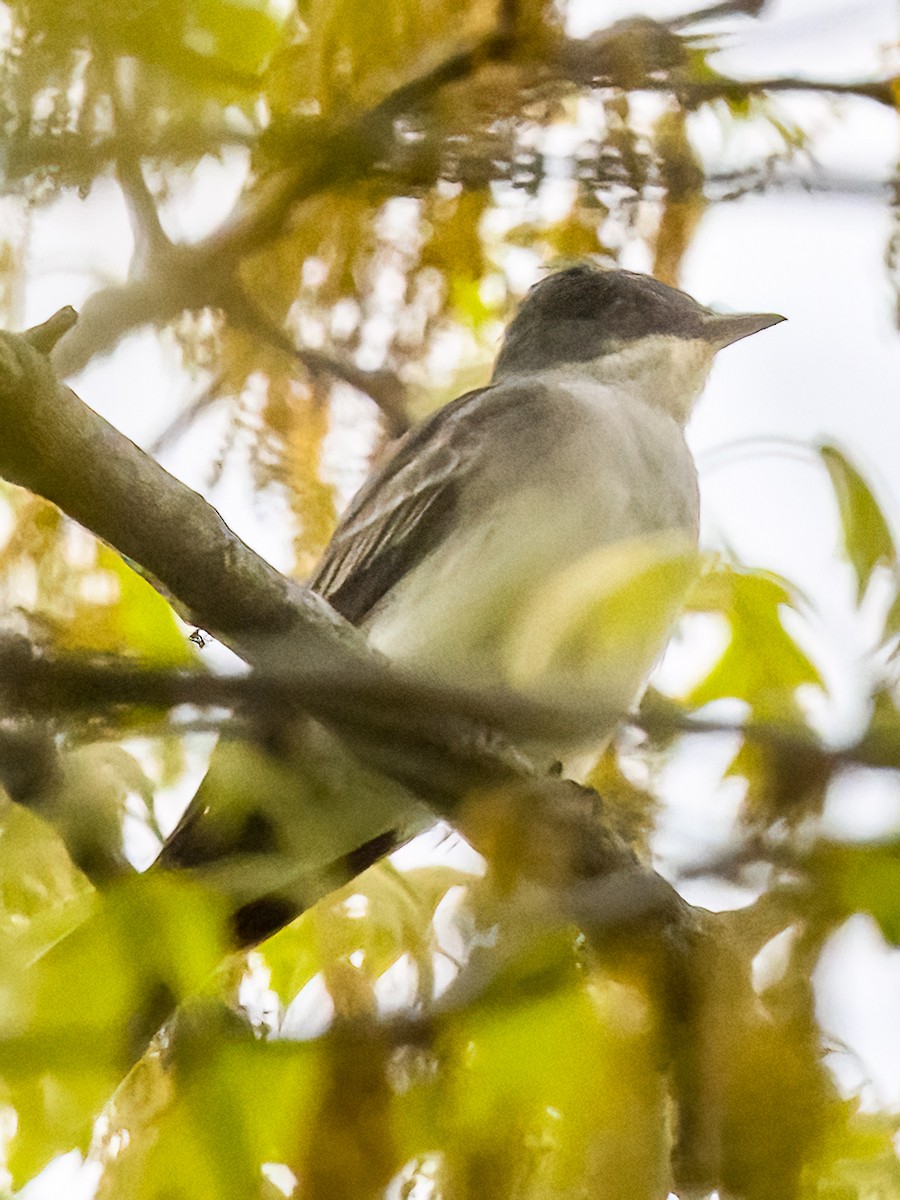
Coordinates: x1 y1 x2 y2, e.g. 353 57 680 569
158 264 783 943
312 264 784 753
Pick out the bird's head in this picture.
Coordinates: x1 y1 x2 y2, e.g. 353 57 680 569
492 264 785 421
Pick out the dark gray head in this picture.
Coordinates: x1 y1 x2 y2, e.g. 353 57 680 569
493 264 784 380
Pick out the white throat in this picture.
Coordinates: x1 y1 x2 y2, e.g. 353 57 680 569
497 335 716 424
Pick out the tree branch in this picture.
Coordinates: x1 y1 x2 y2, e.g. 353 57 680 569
646 73 896 107
667 0 769 29
0 319 354 664
0 639 878 778
0 319 591 797
115 151 172 277
47 8 896 379
148 372 228 457
223 288 411 437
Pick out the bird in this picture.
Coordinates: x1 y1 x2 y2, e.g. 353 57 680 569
310 263 784 760
157 264 784 944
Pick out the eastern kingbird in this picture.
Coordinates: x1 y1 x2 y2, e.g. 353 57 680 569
312 264 783 753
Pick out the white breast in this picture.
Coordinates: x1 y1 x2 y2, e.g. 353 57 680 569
365 368 700 722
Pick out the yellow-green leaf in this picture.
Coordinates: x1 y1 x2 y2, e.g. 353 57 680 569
1 875 231 1183
505 530 700 710
685 562 823 722
812 839 900 945
819 443 896 603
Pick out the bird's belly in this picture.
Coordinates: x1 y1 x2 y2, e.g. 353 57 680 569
365 405 699 705
366 486 590 671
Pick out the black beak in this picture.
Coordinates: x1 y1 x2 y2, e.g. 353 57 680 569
701 311 786 348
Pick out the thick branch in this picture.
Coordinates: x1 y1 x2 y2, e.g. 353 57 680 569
0 323 355 666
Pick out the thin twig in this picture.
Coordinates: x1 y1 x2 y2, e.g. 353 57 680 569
148 373 228 457
223 288 410 437
667 0 768 30
652 74 896 107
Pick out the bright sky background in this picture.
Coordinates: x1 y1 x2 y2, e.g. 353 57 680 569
10 1 900 1193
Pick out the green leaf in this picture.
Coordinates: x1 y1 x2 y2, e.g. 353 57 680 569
505 530 700 706
800 1108 900 1200
94 1013 324 1200
61 545 197 666
0 800 94 949
885 588 900 642
813 839 900 945
1 875 231 1184
443 975 669 1199
190 0 287 77
685 562 823 722
819 443 896 603
110 0 286 94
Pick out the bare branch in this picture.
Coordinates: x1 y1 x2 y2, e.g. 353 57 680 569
294 347 410 437
23 306 78 354
224 288 411 437
115 152 171 275
50 275 188 377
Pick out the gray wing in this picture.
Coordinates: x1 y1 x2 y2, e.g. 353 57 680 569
310 386 494 625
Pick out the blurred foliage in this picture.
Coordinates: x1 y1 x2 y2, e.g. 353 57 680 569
0 0 899 1197
0 489 194 666
505 530 700 703
819 443 897 604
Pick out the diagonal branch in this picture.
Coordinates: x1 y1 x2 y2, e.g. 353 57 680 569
3 317 354 662
223 288 411 437
667 0 769 27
